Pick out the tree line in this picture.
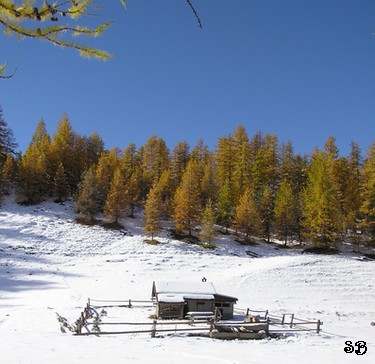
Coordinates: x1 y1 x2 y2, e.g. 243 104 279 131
0 109 374 248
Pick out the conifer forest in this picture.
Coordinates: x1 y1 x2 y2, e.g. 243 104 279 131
1 108 374 249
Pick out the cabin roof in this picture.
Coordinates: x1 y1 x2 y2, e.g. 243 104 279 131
152 281 237 303
157 293 215 303
153 281 217 296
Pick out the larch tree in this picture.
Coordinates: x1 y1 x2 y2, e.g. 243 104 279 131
0 0 127 78
31 118 49 145
173 159 201 236
122 143 138 181
232 125 251 204
95 147 120 211
144 183 163 241
121 143 145 216
302 150 343 248
170 141 190 193
200 152 218 207
216 135 235 193
142 135 170 191
29 119 55 192
234 187 261 242
154 169 173 219
1 153 17 195
345 142 363 245
0 1 202 78
361 142 375 243
75 166 100 222
200 199 216 245
216 177 234 233
104 167 128 225
274 178 296 245
258 185 274 243
50 113 82 193
215 130 238 232
85 131 105 167
16 144 48 204
53 162 70 202
127 165 145 217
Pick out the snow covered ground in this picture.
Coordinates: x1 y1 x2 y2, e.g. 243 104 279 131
0 198 374 363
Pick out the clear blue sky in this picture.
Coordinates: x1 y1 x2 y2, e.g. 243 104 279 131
1 0 375 156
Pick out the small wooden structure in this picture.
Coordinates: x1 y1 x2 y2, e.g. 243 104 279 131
152 281 237 320
210 321 269 340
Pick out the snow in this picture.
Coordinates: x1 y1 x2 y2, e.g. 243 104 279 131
1 197 375 363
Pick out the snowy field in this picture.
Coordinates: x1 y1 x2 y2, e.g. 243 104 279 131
0 198 374 364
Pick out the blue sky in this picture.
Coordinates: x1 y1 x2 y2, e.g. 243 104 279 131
1 0 375 156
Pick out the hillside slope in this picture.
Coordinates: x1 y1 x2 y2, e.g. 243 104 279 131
0 198 374 363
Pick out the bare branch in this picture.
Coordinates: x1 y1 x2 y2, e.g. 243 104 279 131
186 0 202 29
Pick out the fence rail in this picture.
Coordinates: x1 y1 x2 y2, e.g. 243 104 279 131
59 300 323 338
243 308 323 334
88 298 154 308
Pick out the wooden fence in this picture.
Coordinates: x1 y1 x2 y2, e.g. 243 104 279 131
240 308 323 334
58 300 322 338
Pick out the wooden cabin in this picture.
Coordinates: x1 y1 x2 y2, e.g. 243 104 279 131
152 281 237 320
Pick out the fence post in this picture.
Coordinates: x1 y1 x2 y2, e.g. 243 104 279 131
316 320 322 333
76 317 83 335
151 319 156 338
281 314 285 325
209 319 214 335
246 308 250 316
290 314 294 328
265 310 269 320
128 299 132 308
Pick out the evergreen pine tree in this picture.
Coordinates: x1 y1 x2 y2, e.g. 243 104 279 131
0 107 17 164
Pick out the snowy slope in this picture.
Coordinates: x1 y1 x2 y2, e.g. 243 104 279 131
0 198 374 364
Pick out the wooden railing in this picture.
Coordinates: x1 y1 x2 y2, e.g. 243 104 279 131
58 300 323 338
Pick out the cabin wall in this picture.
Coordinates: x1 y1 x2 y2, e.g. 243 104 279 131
157 303 185 319
215 302 234 320
185 299 215 314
